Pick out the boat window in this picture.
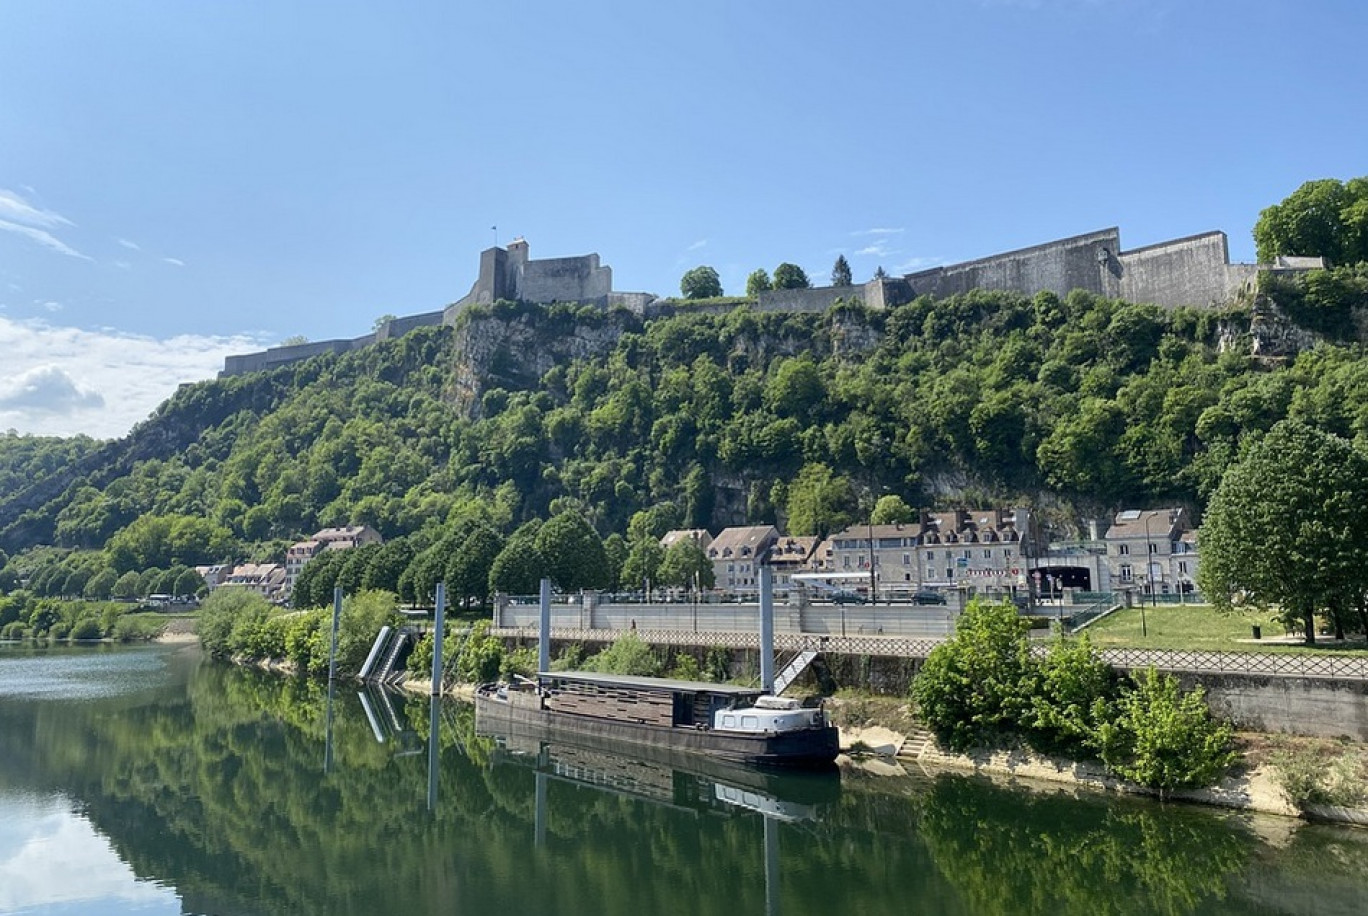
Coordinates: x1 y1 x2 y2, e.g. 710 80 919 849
742 716 759 729
721 715 736 728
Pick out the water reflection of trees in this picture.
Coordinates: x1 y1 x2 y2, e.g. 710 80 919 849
6 658 1368 915
918 773 1252 915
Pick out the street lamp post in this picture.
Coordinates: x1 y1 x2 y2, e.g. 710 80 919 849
867 520 877 605
1143 512 1159 608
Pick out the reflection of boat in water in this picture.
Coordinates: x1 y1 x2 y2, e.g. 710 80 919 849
475 671 840 767
478 718 841 822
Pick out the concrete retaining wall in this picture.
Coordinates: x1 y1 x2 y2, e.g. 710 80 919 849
1179 672 1368 740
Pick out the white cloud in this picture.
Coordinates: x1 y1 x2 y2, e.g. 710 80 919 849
0 218 90 260
113 259 132 271
163 257 185 267
852 227 905 236
857 242 896 258
41 300 62 313
116 237 141 250
0 316 266 437
0 365 104 413
686 239 708 251
0 188 72 229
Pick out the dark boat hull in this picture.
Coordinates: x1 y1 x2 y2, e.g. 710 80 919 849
475 693 840 767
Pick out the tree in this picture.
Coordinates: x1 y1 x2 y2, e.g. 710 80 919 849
488 521 546 596
911 600 1035 752
784 462 857 537
772 262 810 290
831 254 852 287
1253 176 1368 265
620 535 665 590
657 539 714 590
680 265 723 300
445 524 504 607
536 511 609 591
745 268 772 298
112 570 141 600
1094 668 1236 795
870 494 916 525
1197 419 1368 643
84 568 119 600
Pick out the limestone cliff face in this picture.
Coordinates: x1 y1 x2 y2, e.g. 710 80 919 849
448 306 639 418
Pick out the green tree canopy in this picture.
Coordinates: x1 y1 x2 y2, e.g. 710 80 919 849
831 254 852 287
870 494 916 525
1254 177 1368 265
488 521 545 596
772 262 810 290
1197 419 1368 642
745 268 772 298
536 511 609 591
656 539 714 589
680 265 723 300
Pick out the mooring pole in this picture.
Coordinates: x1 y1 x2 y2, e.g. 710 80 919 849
432 582 446 695
538 578 552 673
760 565 775 694
327 586 342 683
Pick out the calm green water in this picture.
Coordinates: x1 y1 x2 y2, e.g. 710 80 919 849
2 642 1366 916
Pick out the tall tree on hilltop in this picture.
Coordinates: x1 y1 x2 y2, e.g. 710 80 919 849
831 254 852 287
772 263 810 290
745 268 772 298
680 265 723 300
1254 176 1368 265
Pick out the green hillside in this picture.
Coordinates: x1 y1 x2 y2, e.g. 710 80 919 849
4 178 1368 612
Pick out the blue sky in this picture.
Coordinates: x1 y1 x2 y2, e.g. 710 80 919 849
1 0 1364 437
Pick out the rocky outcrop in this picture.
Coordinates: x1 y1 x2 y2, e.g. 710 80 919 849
448 306 639 418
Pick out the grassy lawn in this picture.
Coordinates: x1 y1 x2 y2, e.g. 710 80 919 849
1077 603 1368 654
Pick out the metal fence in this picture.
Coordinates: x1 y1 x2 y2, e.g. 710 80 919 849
494 598 959 638
1098 647 1368 681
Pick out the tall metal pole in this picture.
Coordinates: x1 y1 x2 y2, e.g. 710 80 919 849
538 578 552 674
867 520 877 604
759 565 775 694
327 586 342 683
426 696 440 813
431 582 446 695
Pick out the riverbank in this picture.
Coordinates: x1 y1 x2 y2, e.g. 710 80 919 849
830 694 1368 827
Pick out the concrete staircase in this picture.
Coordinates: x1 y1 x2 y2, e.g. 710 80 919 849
774 649 819 694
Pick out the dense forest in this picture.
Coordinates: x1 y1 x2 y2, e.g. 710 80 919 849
2 178 1367 611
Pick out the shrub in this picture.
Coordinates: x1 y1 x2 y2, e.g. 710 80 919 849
69 616 103 640
1025 635 1117 756
113 614 165 642
1094 668 1236 794
582 632 661 677
1271 746 1366 810
199 589 274 656
501 645 539 680
1 621 29 640
455 620 504 683
335 590 401 673
910 600 1035 751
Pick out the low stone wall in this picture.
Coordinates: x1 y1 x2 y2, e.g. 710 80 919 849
1180 672 1368 740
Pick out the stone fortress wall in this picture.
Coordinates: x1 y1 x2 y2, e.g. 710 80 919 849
220 229 1322 376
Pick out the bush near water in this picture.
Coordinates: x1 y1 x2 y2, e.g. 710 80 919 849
911 600 1236 793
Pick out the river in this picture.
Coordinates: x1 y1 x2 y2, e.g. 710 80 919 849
1 641 1366 915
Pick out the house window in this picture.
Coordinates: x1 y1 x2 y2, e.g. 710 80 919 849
926 551 935 561
843 556 851 569
1120 563 1133 582
903 553 911 566
946 567 953 579
1148 542 1158 554
963 549 971 560
983 549 992 559
1118 544 1130 556
1178 561 1188 574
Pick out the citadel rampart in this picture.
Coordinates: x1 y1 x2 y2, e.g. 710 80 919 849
220 228 1322 377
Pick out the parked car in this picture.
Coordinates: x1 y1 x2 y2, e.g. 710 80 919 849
911 590 947 606
830 589 867 605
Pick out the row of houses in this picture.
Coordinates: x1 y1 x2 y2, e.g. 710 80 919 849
195 526 383 603
666 507 1199 600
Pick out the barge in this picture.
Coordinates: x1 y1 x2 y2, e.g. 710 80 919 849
475 670 840 767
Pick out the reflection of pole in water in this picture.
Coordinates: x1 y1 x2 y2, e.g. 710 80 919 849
427 696 440 813
535 771 548 848
764 816 780 916
323 680 337 774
